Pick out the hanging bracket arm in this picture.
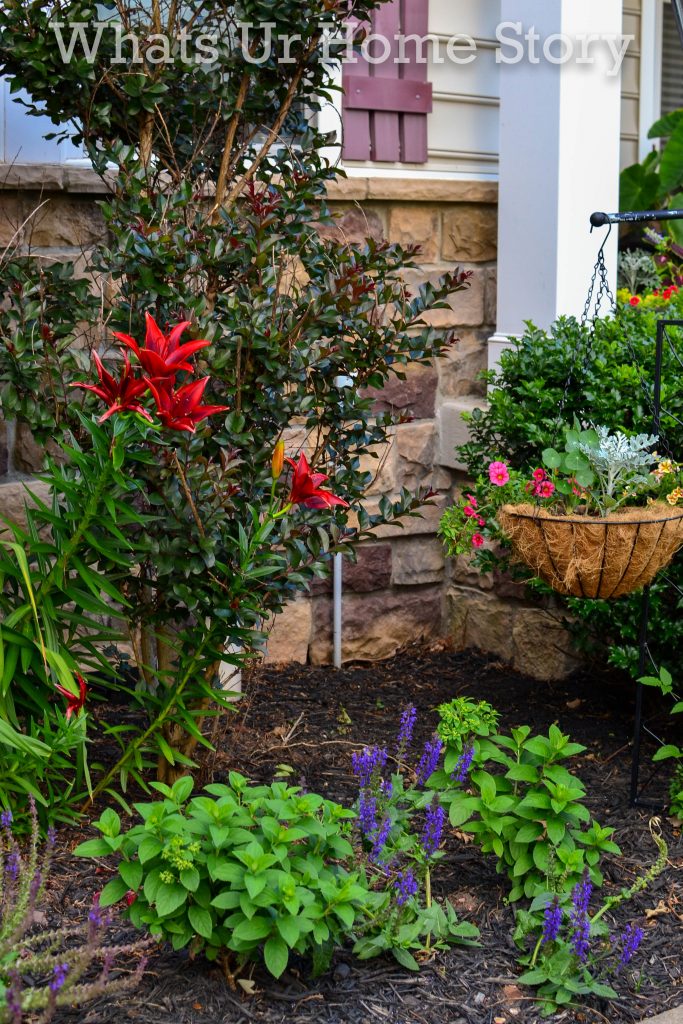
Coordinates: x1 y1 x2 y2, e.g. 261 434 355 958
590 209 683 227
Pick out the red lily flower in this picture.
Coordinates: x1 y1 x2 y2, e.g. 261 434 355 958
285 453 349 510
114 312 210 380
146 377 229 433
55 673 88 721
71 352 152 423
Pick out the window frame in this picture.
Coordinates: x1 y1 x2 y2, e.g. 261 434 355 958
638 0 683 159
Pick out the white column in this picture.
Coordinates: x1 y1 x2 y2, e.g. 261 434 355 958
490 0 625 369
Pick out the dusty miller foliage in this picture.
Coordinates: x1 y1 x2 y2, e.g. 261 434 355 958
0 3 469 650
616 249 659 295
577 427 658 504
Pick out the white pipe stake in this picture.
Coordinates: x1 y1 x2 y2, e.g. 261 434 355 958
333 551 343 669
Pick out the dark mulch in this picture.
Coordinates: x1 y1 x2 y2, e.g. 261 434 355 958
46 644 682 1024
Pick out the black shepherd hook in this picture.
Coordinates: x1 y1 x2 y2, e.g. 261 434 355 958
590 209 683 227
589 208 683 807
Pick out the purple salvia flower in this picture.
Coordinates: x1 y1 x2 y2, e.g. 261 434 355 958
6 851 19 881
358 791 378 837
541 898 563 944
569 873 593 961
28 869 42 903
0 809 12 829
49 963 69 994
415 734 442 786
396 705 417 754
644 227 665 246
394 869 419 907
6 971 22 1024
570 914 591 961
421 800 445 858
451 744 475 784
619 923 645 966
571 873 593 917
100 949 114 984
351 746 387 790
47 826 56 847
380 779 393 798
371 817 392 862
89 893 104 929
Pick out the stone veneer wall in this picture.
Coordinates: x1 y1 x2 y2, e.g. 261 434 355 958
0 168 579 681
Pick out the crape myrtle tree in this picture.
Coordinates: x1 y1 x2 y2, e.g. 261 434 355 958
0 1 469 789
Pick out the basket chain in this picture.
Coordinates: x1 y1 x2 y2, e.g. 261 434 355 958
554 228 615 440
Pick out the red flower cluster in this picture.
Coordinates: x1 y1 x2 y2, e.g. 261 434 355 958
286 453 349 510
55 672 88 721
462 493 486 530
526 468 555 499
72 314 228 433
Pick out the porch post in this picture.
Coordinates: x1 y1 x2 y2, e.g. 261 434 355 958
489 0 625 369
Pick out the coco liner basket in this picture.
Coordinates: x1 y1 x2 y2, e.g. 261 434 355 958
498 501 683 599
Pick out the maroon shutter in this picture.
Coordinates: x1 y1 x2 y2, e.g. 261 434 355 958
342 0 432 164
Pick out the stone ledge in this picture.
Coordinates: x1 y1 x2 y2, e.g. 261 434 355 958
0 479 51 529
327 176 498 204
437 396 488 471
2 166 500 206
0 164 111 195
637 1006 683 1024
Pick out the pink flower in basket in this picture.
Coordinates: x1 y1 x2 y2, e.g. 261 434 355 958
488 461 510 486
471 533 484 548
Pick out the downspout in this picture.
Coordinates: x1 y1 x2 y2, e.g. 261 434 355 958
332 373 354 669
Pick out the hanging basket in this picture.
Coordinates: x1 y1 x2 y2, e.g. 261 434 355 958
498 502 683 599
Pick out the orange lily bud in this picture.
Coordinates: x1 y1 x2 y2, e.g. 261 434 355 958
272 440 285 479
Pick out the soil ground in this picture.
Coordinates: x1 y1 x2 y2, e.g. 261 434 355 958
47 644 682 1024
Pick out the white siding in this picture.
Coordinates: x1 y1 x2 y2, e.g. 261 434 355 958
337 0 501 179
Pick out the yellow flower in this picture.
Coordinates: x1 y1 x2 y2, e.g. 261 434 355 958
658 460 675 476
666 487 683 505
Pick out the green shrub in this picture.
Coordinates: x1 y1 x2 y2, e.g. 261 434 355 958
431 704 621 902
76 775 370 980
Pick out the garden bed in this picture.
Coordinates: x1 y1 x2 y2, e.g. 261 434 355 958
47 644 682 1024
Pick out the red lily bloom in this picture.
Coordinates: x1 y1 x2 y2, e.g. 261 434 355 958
71 352 152 423
146 377 229 433
285 453 349 510
114 312 210 380
55 673 88 721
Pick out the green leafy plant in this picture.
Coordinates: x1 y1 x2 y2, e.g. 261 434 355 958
431 707 621 902
436 697 500 747
75 774 370 982
621 109 683 249
639 666 683 819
